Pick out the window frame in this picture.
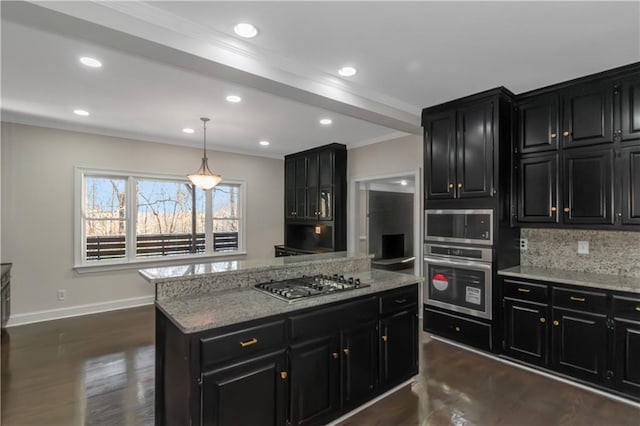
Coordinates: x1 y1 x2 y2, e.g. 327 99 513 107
74 167 247 272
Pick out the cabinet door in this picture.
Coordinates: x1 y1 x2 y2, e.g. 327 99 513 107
380 309 418 390
619 77 640 142
201 352 287 426
424 111 456 199
504 299 548 367
306 153 319 219
318 150 334 220
285 159 297 219
290 335 340 426
551 307 608 384
563 148 614 224
620 146 640 225
517 94 560 154
613 317 640 396
517 154 559 223
340 320 378 410
562 82 614 148
295 157 307 219
456 101 494 198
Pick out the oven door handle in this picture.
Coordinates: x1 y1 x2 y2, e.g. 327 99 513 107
423 256 492 271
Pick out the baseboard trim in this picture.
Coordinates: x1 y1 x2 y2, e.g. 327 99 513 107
429 334 640 409
327 377 417 426
6 295 155 327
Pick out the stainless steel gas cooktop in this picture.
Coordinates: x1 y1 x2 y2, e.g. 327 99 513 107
254 274 369 303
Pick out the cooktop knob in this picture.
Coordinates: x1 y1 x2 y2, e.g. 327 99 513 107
348 277 354 284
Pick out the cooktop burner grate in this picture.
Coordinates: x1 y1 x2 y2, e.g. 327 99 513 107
254 274 369 303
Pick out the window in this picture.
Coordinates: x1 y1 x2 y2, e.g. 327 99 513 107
75 168 246 268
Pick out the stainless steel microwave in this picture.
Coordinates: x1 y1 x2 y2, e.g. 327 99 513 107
424 209 493 246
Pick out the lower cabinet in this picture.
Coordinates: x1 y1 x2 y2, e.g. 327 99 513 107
156 283 419 426
201 351 287 426
501 276 640 401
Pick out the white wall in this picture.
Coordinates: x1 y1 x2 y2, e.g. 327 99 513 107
1 122 283 324
348 134 422 179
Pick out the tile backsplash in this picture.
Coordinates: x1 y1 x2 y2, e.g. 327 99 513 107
521 228 640 278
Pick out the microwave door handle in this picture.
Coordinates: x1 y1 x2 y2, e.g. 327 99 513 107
424 256 492 271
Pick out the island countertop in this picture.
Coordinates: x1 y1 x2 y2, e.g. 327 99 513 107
156 269 423 334
499 265 640 295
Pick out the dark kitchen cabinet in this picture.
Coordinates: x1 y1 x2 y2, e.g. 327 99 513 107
340 321 378 410
283 143 346 252
290 336 340 426
619 77 640 142
517 93 560 154
422 88 513 202
563 148 614 225
201 352 287 426
561 81 614 149
612 295 640 396
620 145 640 224
517 153 559 223
504 298 549 367
380 308 418 390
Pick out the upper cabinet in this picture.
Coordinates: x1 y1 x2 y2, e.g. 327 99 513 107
514 63 640 229
423 88 513 204
283 143 347 251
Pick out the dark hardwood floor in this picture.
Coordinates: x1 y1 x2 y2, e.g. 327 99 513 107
2 305 638 425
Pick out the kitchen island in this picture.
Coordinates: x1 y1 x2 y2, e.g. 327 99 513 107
140 252 423 426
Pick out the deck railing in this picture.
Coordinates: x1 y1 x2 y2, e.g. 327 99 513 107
86 232 238 260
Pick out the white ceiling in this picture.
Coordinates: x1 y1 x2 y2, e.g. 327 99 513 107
2 1 639 158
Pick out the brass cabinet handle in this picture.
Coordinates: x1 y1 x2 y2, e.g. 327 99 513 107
563 208 570 213
551 133 557 139
553 320 559 326
331 352 339 359
551 207 557 212
395 298 407 304
448 183 454 189
240 338 258 347
517 288 531 293
280 371 288 380
540 317 546 323
382 335 388 342
635 306 640 312
570 296 586 302
457 183 463 188
343 348 350 356
563 131 570 137
455 326 461 332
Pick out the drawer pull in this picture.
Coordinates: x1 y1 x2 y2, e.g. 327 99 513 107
382 335 388 342
331 352 339 359
517 288 531 293
539 317 546 323
239 338 258 347
343 348 350 356
395 298 407 304
553 320 559 326
455 326 461 332
635 306 640 312
280 371 288 380
570 296 586 302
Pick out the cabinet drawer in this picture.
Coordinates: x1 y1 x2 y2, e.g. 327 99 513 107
289 297 377 341
380 286 417 315
613 295 640 321
503 279 549 303
200 320 285 368
423 307 492 351
552 287 608 313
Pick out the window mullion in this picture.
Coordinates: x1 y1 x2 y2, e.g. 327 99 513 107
126 177 137 261
205 189 213 254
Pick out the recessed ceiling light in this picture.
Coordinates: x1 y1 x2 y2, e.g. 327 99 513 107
338 66 357 77
400 180 408 186
73 109 90 116
79 57 102 68
319 118 332 125
183 128 195 134
259 140 270 146
226 95 242 103
234 23 258 38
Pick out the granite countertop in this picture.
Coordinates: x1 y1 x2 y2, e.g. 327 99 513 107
499 266 640 295
156 269 423 334
139 251 369 284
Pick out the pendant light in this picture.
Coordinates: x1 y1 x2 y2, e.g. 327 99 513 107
188 117 222 190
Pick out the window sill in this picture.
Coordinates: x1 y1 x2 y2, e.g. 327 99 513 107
73 251 248 274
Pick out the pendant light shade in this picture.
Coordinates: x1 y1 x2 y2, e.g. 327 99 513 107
188 117 222 190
